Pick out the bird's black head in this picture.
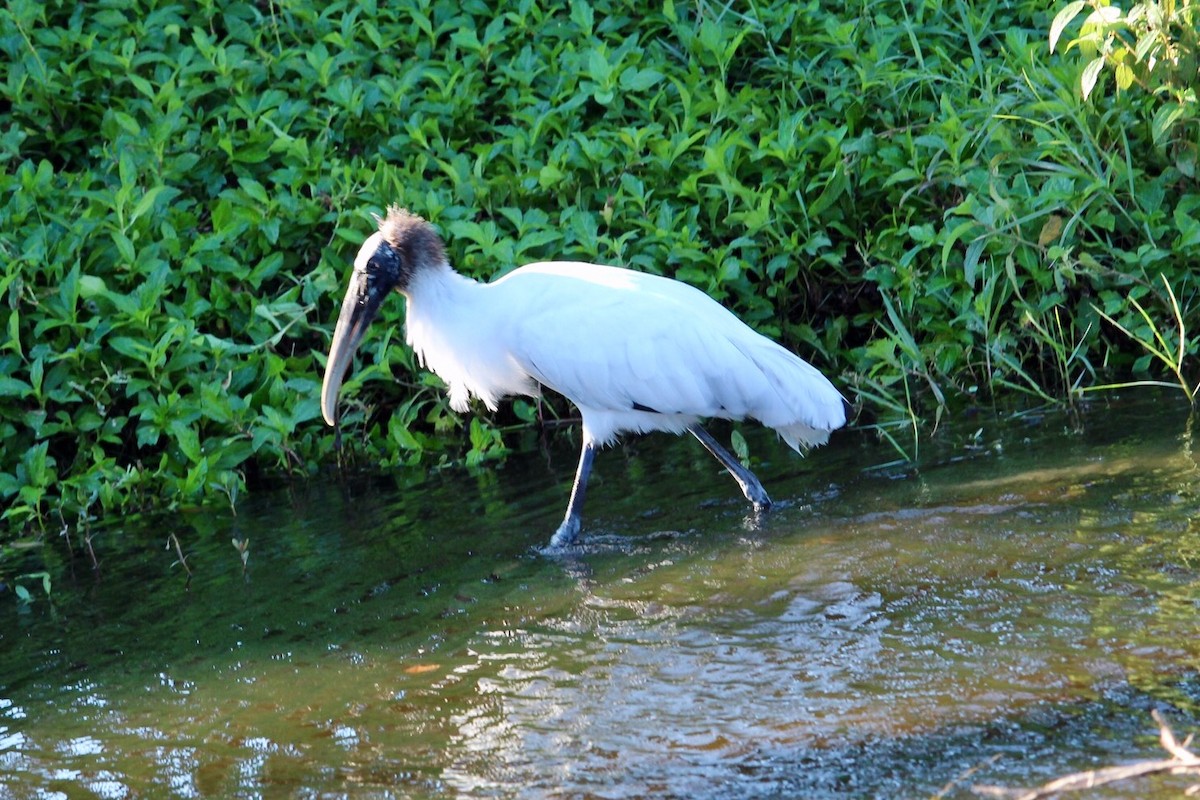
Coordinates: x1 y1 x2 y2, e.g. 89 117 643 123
320 207 446 426
376 206 446 291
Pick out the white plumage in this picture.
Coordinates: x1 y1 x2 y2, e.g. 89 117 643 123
321 208 846 548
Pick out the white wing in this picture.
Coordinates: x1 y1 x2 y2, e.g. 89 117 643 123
490 262 845 449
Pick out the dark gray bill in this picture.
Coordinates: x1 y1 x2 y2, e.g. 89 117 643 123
320 268 387 426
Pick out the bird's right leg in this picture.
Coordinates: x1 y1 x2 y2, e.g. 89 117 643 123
549 441 597 548
688 425 773 511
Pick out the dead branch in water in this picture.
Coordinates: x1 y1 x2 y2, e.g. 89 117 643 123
972 711 1200 799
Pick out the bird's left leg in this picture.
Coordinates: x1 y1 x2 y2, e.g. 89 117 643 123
548 441 598 548
688 425 773 511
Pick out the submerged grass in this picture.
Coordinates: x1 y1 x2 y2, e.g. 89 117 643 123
0 0 1198 554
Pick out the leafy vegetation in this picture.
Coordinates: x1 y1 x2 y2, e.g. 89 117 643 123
1 0 1198 558
1051 0 1199 148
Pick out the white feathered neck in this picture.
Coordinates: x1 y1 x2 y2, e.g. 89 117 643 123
402 262 539 413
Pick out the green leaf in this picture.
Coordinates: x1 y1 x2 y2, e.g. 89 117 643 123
1134 31 1159 62
449 28 482 52
6 310 21 357
697 18 724 59
78 275 108 299
619 67 665 92
587 49 612 85
940 220 977 271
1114 62 1133 91
1080 56 1105 100
29 357 44 399
0 376 32 398
112 111 141 136
808 164 848 218
130 185 166 224
112 231 136 264
964 238 987 287
884 167 921 187
1152 103 1185 145
730 429 749 464
1049 1 1087 53
538 165 565 188
570 0 594 35
238 177 270 206
172 423 202 463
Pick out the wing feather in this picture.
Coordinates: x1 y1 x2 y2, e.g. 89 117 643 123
491 262 844 446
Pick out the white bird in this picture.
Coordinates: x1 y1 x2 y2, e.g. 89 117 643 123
321 207 846 548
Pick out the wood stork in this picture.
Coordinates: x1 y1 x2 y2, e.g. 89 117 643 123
320 207 846 548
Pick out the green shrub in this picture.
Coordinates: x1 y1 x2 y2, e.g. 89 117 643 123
1051 0 1199 152
0 0 1197 551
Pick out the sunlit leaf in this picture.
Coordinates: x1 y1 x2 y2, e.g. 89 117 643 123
1038 215 1064 247
1115 62 1134 91
1049 1 1087 53
78 275 108 299
1134 31 1160 63
1151 103 1185 145
1082 5 1124 31
1081 56 1106 100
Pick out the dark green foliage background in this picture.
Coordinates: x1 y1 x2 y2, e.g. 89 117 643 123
1 0 1197 539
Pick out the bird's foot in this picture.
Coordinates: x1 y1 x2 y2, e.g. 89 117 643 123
547 517 581 550
745 484 773 511
729 463 772 510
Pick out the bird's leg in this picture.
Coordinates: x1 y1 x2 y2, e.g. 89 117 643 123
549 441 597 548
688 425 773 511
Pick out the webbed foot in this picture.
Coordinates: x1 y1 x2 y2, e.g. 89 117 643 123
547 517 581 550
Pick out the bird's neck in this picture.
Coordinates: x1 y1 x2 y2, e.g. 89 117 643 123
401 261 488 344
402 260 532 411
401 260 480 304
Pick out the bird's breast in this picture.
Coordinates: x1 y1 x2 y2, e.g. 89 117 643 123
405 297 537 412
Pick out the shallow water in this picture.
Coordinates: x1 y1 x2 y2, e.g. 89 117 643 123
2 395 1199 798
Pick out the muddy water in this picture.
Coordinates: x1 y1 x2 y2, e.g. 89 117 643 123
2 395 1198 798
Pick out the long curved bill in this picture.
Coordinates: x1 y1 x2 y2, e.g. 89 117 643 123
320 268 387 426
